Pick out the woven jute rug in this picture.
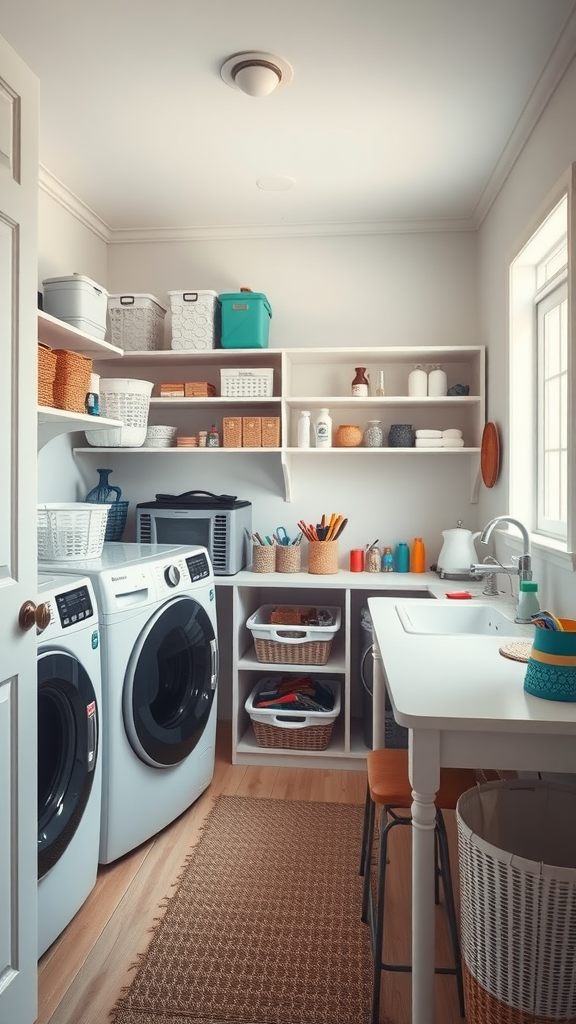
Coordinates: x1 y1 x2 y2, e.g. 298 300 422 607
111 795 372 1024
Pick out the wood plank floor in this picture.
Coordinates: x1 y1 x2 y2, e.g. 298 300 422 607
36 722 464 1024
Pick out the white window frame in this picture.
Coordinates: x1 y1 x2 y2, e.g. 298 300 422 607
509 164 576 570
536 277 567 540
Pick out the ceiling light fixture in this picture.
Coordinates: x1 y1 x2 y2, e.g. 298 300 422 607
220 51 293 97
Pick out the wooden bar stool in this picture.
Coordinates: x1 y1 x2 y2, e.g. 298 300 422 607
359 747 476 1024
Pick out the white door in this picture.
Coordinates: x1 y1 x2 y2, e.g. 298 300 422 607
0 33 39 1024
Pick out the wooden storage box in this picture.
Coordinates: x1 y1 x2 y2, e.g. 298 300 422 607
223 416 242 447
159 382 185 397
242 416 262 447
184 381 217 397
261 416 280 447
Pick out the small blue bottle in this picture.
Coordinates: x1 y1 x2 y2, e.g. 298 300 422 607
395 542 409 573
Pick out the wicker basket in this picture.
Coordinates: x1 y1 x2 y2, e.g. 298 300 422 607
184 381 217 397
223 416 243 447
52 349 93 413
261 416 280 447
243 416 262 447
246 678 341 750
38 344 57 407
247 605 341 665
275 544 301 573
457 779 576 1024
307 540 339 575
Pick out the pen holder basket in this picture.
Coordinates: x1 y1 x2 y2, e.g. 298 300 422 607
307 540 339 575
276 544 301 573
252 544 276 573
524 619 576 701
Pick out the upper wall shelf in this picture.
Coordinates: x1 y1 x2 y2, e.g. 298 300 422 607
38 311 124 358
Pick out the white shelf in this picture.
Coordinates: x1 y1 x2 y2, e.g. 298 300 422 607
149 396 282 409
37 406 123 449
38 310 124 358
284 395 481 409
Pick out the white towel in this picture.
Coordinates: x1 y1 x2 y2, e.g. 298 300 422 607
415 429 442 438
442 428 463 439
442 437 465 448
415 437 443 448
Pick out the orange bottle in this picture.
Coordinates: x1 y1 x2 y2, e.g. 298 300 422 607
411 537 426 573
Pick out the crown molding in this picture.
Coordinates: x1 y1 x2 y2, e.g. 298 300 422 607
38 165 112 242
472 5 576 227
106 218 475 243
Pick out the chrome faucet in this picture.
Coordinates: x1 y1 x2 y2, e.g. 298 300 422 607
469 516 533 620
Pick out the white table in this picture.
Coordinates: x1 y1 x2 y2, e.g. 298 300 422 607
368 597 576 1024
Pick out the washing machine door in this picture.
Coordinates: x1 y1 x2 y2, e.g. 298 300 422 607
123 595 218 768
37 651 98 880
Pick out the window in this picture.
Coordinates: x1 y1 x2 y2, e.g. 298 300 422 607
509 166 575 566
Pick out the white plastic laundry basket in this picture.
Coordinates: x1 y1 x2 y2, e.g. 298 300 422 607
38 503 111 560
85 378 153 447
457 779 576 1024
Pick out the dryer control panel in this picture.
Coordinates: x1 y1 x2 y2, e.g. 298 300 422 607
56 585 94 628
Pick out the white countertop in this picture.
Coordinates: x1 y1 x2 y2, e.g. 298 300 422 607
368 595 576 735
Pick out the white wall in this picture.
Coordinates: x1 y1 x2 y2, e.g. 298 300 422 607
38 189 107 287
477 55 576 615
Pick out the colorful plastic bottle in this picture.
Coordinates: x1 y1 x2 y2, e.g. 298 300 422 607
395 542 409 573
411 537 426 573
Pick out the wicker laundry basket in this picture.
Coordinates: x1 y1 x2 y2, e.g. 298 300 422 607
457 779 576 1024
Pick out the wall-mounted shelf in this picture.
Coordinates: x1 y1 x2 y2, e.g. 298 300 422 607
38 406 122 450
70 344 486 501
38 311 124 358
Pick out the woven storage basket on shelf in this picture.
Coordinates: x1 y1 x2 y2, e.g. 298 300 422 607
38 344 57 407
245 679 341 751
52 349 93 413
246 605 341 665
457 779 576 1024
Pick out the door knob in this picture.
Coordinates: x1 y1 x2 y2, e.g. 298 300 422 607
19 600 51 633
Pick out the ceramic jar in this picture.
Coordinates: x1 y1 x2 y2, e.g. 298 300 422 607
387 424 414 447
363 420 383 447
335 424 363 447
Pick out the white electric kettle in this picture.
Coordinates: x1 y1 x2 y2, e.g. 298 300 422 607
437 520 481 579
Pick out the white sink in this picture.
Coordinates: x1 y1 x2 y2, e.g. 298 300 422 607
396 601 526 636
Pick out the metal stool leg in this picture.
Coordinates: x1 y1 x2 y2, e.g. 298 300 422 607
435 809 465 1018
359 783 372 877
361 793 376 923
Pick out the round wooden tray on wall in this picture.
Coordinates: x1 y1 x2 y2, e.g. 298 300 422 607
481 422 500 488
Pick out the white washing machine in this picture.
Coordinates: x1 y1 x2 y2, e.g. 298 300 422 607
40 543 219 864
36 572 102 957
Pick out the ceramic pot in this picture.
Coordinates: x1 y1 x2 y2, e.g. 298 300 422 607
387 424 414 447
335 424 363 447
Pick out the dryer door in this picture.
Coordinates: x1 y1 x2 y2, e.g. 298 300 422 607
123 596 218 768
37 651 98 880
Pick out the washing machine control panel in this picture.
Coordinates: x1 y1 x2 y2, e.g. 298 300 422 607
56 585 94 628
185 551 210 582
164 564 181 587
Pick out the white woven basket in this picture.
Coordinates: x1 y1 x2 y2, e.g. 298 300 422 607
38 503 110 561
85 378 153 447
108 294 166 351
457 779 576 1023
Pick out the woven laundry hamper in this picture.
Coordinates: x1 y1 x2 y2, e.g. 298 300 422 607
456 779 576 1024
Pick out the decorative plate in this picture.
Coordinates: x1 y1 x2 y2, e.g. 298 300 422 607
481 422 500 488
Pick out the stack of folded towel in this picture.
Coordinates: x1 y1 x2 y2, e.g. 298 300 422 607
415 428 465 448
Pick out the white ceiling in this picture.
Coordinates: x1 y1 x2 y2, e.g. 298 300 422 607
2 0 576 236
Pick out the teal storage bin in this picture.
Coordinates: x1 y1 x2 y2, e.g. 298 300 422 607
219 292 272 349
524 618 576 701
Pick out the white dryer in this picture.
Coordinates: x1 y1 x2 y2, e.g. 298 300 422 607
37 573 102 957
41 543 219 864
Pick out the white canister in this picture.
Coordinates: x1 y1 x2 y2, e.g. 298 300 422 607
297 410 311 448
315 408 332 448
428 364 448 397
408 364 427 397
